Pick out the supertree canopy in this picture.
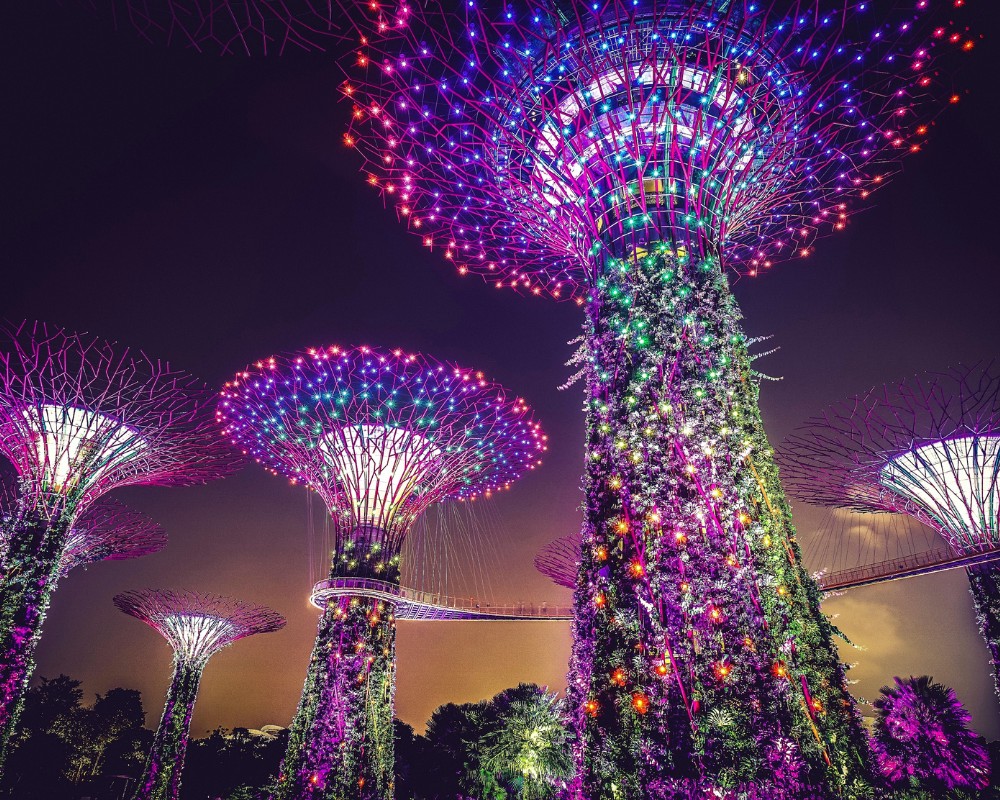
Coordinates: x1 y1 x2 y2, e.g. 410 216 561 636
0 321 234 761
780 362 1000 693
115 589 285 800
57 498 167 576
334 0 974 796
77 1 342 55
218 345 546 800
535 533 580 589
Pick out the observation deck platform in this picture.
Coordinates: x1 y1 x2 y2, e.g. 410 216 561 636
816 547 1000 592
310 578 572 621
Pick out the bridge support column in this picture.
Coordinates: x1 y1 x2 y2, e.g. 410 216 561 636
274 594 396 800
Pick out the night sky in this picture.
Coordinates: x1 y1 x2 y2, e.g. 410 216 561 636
3 2 1000 741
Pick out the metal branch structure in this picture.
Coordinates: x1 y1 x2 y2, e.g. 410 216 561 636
0 321 235 760
535 533 579 590
59 498 167 576
333 1 976 796
115 589 285 800
780 362 1000 694
77 1 342 55
218 344 546 800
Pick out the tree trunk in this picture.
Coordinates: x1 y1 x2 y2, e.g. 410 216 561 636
567 249 874 799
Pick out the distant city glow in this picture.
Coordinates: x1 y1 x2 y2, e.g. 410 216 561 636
880 436 1000 551
319 424 442 527
22 404 145 493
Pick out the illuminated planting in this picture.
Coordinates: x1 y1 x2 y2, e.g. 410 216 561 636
535 533 579 590
0 321 233 761
115 590 285 800
335 0 974 795
78 1 342 55
780 362 1000 694
218 345 546 800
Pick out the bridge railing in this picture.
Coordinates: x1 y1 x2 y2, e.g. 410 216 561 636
311 578 572 619
818 546 1000 591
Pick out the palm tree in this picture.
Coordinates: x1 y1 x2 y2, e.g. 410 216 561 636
482 688 573 800
873 675 991 794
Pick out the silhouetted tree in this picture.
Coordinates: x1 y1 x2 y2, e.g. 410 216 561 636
424 700 505 798
180 727 286 800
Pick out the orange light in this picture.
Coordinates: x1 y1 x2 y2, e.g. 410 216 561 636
584 699 599 717
611 668 627 687
595 545 609 562
631 693 650 715
595 592 607 608
629 561 645 578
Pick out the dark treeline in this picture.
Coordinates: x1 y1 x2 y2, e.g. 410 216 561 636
5 674 1000 800
0 678 571 800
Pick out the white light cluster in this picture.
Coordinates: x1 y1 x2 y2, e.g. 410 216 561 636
880 435 1000 550
162 613 239 664
22 404 146 494
319 424 443 526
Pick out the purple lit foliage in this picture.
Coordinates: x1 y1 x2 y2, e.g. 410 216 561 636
77 1 342 55
218 345 546 800
873 675 991 793
0 321 234 762
115 589 285 800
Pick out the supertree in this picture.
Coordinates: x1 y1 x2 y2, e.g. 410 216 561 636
0 321 234 759
535 533 579 590
114 589 285 800
76 1 342 55
779 362 1000 693
334 0 976 795
218 345 546 800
